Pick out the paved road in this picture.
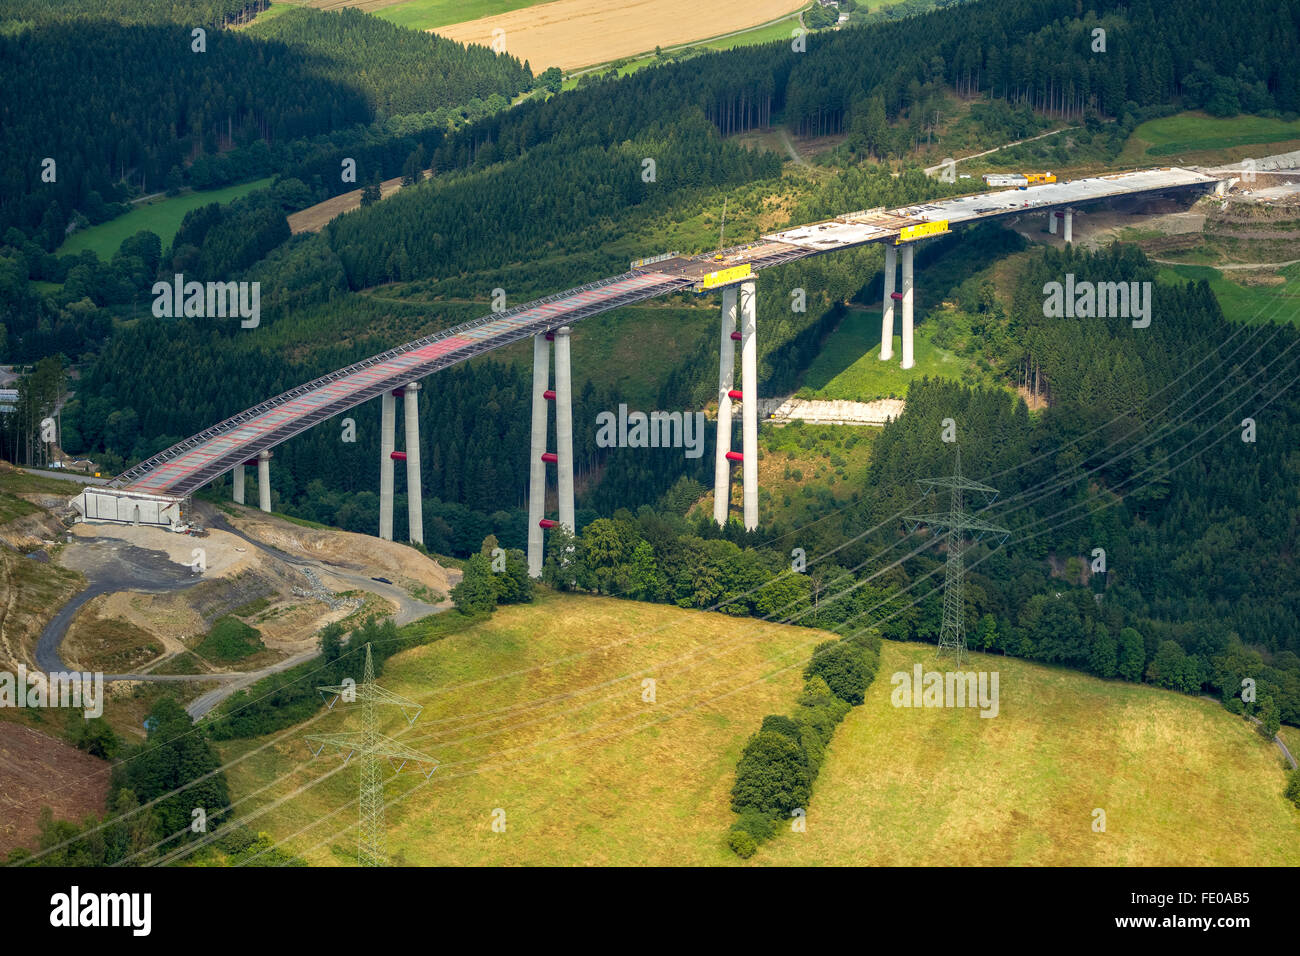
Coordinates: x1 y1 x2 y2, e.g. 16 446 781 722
922 127 1080 176
20 468 109 486
35 538 196 672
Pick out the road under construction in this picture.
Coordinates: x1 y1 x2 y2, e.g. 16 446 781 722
71 166 1226 576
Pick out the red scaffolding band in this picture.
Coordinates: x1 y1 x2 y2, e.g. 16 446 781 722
730 330 742 341
725 451 743 462
545 331 555 341
541 452 558 463
890 291 904 300
539 519 558 529
543 389 556 400
727 389 743 400
390 451 407 461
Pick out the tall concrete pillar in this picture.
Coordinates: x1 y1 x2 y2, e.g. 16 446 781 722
257 451 272 513
527 334 550 578
739 280 758 531
232 465 245 505
554 328 575 534
713 286 738 526
379 390 396 541
1063 208 1073 243
1049 210 1058 235
403 382 423 546
880 244 897 361
901 243 915 371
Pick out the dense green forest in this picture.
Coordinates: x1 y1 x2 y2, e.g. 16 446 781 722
0 7 531 242
452 245 1299 725
4 0 1299 739
0 0 270 29
248 8 532 116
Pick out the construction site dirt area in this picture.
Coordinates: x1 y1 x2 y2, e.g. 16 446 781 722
42 508 456 685
0 722 110 857
431 0 808 71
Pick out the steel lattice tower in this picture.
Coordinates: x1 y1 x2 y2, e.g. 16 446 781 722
904 446 1009 665
305 643 438 867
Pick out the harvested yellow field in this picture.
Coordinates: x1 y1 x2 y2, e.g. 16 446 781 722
287 174 410 235
432 0 808 71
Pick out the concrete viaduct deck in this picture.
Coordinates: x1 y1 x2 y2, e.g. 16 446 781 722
77 166 1222 537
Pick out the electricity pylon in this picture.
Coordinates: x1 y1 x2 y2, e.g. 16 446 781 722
305 643 438 867
904 446 1009 665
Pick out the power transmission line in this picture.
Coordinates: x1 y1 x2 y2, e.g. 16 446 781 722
904 445 1010 664
305 643 438 866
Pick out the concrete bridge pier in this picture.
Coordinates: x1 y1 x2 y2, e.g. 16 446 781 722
713 285 738 525
379 389 396 540
231 463 245 505
900 243 915 371
257 451 272 513
880 244 897 362
739 279 759 531
1049 210 1058 235
528 334 551 577
1063 208 1074 243
403 382 423 546
527 330 576 577
554 328 575 535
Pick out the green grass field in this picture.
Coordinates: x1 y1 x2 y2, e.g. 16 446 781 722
1121 112 1300 165
799 305 979 401
57 178 273 261
218 593 827 865
1158 264 1300 326
377 0 550 31
217 595 1299 866
761 640 1300 865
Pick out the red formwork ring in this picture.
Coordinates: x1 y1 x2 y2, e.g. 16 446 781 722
390 451 407 461
730 331 742 341
727 389 743 400
543 389 556 400
890 291 904 301
391 388 405 397
539 519 558 529
725 451 743 462
541 452 558 463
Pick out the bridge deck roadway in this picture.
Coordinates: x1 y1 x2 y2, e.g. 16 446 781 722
110 166 1220 499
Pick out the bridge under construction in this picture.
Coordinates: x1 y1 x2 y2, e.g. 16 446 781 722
72 166 1224 575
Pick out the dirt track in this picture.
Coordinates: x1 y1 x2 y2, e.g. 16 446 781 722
432 0 807 71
